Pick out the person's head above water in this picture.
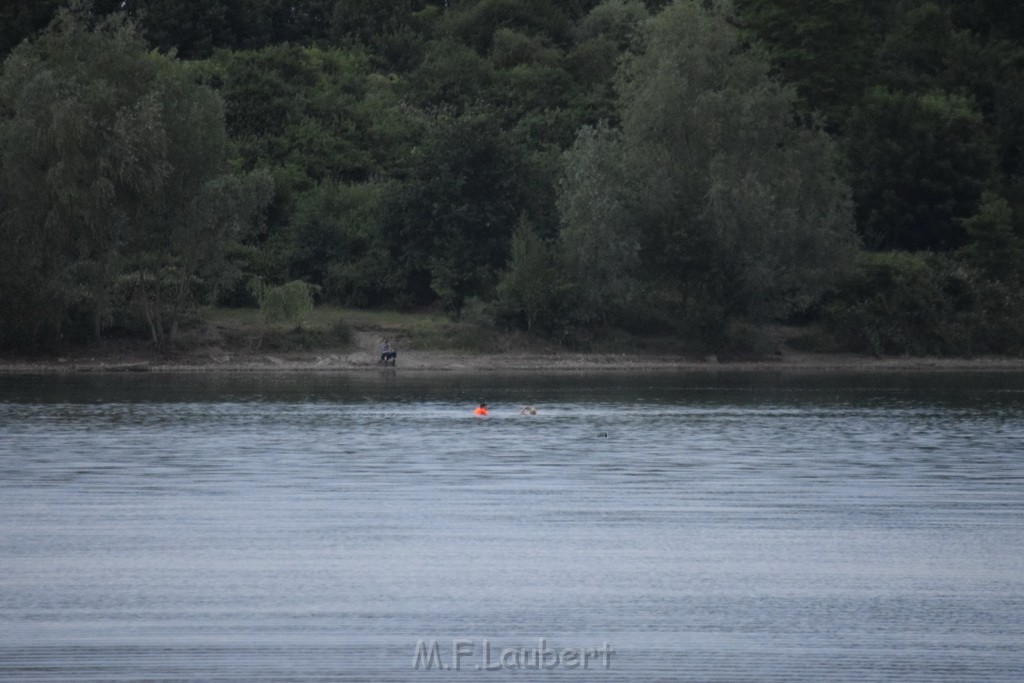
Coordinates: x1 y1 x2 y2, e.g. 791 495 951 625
474 402 488 415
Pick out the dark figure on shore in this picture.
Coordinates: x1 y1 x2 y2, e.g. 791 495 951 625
379 340 397 366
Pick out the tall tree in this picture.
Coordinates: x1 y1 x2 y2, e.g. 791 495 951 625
558 123 640 324
845 87 997 251
1 4 169 347
289 180 396 307
734 0 881 126
0 4 271 350
559 0 858 338
494 218 566 333
382 109 528 314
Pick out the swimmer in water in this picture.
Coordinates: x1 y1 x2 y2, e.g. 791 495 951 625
474 402 489 416
519 405 537 415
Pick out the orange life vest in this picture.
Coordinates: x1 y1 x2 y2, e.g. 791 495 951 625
474 407 488 416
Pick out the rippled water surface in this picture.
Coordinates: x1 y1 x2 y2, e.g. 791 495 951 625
2 371 1023 681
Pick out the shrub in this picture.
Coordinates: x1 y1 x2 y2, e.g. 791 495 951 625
824 251 1024 356
248 278 314 324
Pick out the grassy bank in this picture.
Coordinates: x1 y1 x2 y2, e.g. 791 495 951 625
198 305 547 356
2 305 763 364
200 305 723 357
9 305 1024 374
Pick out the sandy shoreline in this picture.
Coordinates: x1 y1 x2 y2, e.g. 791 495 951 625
5 348 1024 375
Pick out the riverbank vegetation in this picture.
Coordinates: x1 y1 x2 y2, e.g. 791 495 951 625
3 0 1023 357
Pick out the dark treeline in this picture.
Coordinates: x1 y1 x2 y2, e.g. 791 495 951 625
2 0 1023 354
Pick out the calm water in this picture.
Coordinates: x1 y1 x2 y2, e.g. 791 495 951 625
1 371 1023 681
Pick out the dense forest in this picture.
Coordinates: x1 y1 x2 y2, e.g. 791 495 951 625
2 0 1023 355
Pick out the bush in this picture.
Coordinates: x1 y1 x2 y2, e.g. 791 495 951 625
824 251 1024 356
248 278 315 324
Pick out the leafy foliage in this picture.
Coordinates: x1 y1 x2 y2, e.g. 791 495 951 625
558 123 641 324
0 4 271 350
734 0 881 125
494 219 568 333
824 251 1024 356
249 278 314 324
381 109 532 314
4 0 1024 356
290 181 395 307
845 88 997 250
960 192 1024 282
559 0 858 341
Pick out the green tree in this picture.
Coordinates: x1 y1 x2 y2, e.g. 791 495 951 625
1 5 170 347
559 0 858 340
440 0 572 54
733 0 881 127
558 123 641 324
873 2 995 99
248 277 314 323
205 44 408 297
381 109 529 314
576 0 649 49
0 4 271 350
329 0 441 71
3 0 282 59
825 251 962 356
824 248 1024 357
494 218 566 332
566 1 651 129
289 181 396 307
845 87 997 251
210 45 376 182
960 192 1024 282
408 38 495 111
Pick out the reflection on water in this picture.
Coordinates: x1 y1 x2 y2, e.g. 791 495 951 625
1 372 1023 681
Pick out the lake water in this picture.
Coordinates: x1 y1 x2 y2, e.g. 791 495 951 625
1 371 1023 681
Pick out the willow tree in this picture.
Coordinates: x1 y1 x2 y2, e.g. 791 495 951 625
559 0 858 341
0 3 271 350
